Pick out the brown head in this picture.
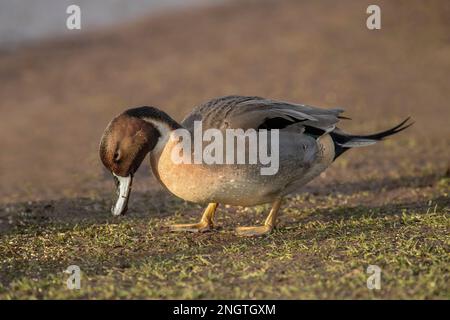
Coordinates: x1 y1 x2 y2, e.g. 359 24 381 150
99 106 179 215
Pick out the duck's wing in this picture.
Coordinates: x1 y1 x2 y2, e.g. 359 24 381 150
223 96 344 132
183 95 345 134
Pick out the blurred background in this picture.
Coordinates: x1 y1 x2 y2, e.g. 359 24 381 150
0 0 207 48
0 0 449 204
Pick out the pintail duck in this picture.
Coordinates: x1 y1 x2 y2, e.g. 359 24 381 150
99 95 412 236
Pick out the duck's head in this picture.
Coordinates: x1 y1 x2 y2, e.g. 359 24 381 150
99 106 179 216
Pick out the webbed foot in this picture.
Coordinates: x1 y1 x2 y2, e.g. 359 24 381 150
169 220 213 233
169 202 218 233
235 225 273 237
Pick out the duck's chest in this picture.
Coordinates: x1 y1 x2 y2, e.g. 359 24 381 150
149 140 283 205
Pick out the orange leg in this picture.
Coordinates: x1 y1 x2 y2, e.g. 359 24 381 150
236 198 282 237
169 203 218 233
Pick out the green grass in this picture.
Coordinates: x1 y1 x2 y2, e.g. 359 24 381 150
0 176 448 299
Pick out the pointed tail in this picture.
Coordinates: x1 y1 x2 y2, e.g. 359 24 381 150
330 117 414 159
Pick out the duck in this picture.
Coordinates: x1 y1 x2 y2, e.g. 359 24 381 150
99 95 412 236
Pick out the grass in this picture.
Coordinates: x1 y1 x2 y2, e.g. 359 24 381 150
0 175 448 299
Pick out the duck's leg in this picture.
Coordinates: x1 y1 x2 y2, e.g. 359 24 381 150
169 203 218 233
236 198 282 237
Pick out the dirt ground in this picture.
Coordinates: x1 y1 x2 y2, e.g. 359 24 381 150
0 0 449 299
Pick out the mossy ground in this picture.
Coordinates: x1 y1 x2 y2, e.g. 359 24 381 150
1 175 448 299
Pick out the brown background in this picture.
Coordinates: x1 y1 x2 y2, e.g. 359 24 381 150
0 0 449 204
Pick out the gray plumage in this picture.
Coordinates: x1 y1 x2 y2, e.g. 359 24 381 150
182 95 343 133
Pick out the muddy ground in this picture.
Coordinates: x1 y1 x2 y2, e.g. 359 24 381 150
0 0 449 299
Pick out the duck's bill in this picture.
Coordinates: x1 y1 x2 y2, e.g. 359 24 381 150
111 173 133 216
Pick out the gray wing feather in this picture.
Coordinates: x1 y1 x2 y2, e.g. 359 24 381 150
183 95 344 133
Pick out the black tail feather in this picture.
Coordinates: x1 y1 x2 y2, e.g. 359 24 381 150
351 117 414 141
331 117 414 160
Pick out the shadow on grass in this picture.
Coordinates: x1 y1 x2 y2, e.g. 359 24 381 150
302 194 449 222
0 172 446 235
304 172 444 196
0 189 189 234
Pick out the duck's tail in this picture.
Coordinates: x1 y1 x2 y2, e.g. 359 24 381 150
330 117 414 160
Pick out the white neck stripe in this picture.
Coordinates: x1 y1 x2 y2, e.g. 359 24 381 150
141 117 172 153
